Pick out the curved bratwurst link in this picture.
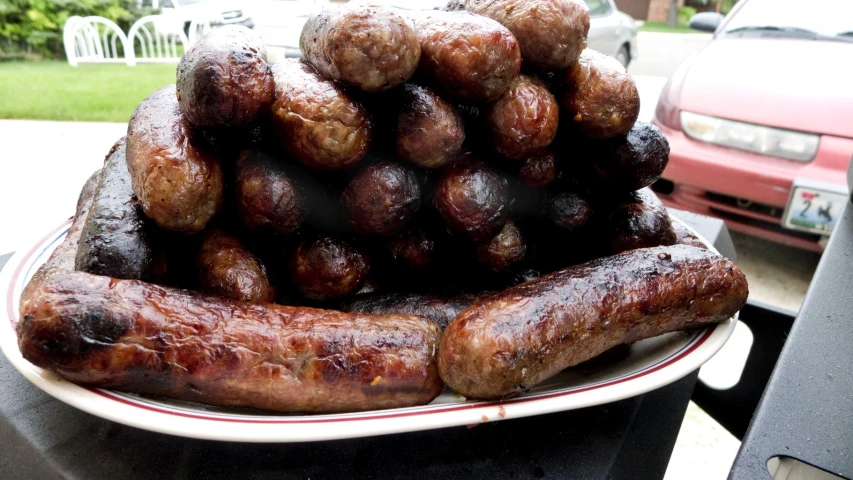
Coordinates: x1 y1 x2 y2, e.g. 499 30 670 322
126 85 224 233
445 0 590 70
415 11 521 104
18 272 443 413
271 59 371 171
439 245 748 399
300 2 420 92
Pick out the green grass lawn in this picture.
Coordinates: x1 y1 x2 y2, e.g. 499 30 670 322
639 21 703 34
0 61 176 123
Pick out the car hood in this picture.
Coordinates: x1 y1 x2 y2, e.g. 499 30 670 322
678 37 853 139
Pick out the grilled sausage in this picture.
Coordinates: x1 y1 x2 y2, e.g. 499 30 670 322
235 150 304 234
434 157 509 240
415 10 521 104
673 219 709 250
519 149 559 188
21 170 100 307
607 188 677 253
388 226 436 269
547 192 594 231
197 229 276 303
271 59 371 171
342 292 478 330
445 0 590 70
126 85 224 233
290 236 370 301
476 220 526 271
75 138 164 282
587 122 670 192
17 271 443 413
395 84 465 169
300 2 420 92
486 74 559 160
176 25 274 129
439 244 749 399
560 49 640 140
341 161 421 237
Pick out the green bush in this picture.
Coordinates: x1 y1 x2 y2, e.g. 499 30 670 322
677 6 697 28
0 0 156 60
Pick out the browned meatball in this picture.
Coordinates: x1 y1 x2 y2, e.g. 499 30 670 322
126 85 223 233
176 25 274 129
486 74 559 160
476 220 526 271
519 149 559 187
434 157 509 240
300 2 420 92
607 188 677 253
395 84 465 169
415 10 521 104
446 0 590 70
235 150 304 234
290 236 370 301
271 59 371 171
560 49 640 140
547 192 593 231
341 161 421 237
197 229 276 303
388 227 436 269
588 122 670 192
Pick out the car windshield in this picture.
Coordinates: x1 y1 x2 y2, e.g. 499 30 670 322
723 0 853 41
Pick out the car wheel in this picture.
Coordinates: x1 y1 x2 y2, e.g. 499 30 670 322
615 44 630 68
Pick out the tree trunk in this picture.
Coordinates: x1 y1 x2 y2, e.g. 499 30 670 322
716 0 723 13
667 0 679 28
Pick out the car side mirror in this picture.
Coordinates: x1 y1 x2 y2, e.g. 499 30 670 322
689 12 724 33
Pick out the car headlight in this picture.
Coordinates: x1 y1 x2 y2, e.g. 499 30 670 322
680 111 819 162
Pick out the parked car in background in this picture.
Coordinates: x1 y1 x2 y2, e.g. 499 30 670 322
652 0 853 251
139 0 254 33
585 0 637 67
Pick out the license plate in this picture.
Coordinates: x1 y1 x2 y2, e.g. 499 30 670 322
782 179 849 235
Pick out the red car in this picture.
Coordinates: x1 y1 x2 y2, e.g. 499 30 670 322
652 0 853 252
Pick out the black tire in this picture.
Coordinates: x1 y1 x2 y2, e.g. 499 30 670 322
616 44 631 68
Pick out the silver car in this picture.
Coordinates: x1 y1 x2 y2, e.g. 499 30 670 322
585 0 638 67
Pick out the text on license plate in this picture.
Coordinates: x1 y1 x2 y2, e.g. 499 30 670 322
783 186 849 235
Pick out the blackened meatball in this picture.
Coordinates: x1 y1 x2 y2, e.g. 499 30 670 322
235 150 303 234
388 226 436 269
395 84 465 169
588 122 670 192
476 220 527 271
486 74 559 160
197 229 276 303
434 158 509 240
607 188 677 253
547 192 594 231
519 149 559 187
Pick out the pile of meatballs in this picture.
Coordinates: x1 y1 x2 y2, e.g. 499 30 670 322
117 0 683 308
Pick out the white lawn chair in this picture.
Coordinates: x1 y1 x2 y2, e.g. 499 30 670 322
63 16 131 66
187 19 213 47
127 15 190 66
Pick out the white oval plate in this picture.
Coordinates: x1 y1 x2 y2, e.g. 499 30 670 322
0 220 737 443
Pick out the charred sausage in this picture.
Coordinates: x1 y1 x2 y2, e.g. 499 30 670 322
197 229 276 303
176 25 274 129
395 84 465 169
76 138 164 282
547 192 594 231
415 10 521 104
17 271 442 413
342 292 478 330
486 74 559 160
476 220 527 271
672 219 709 250
341 161 421 237
445 0 590 70
519 149 559 187
290 236 370 301
235 150 304 235
300 2 420 92
271 59 371 171
587 122 670 192
607 188 677 253
561 49 640 140
434 157 509 240
439 244 749 399
126 85 224 233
